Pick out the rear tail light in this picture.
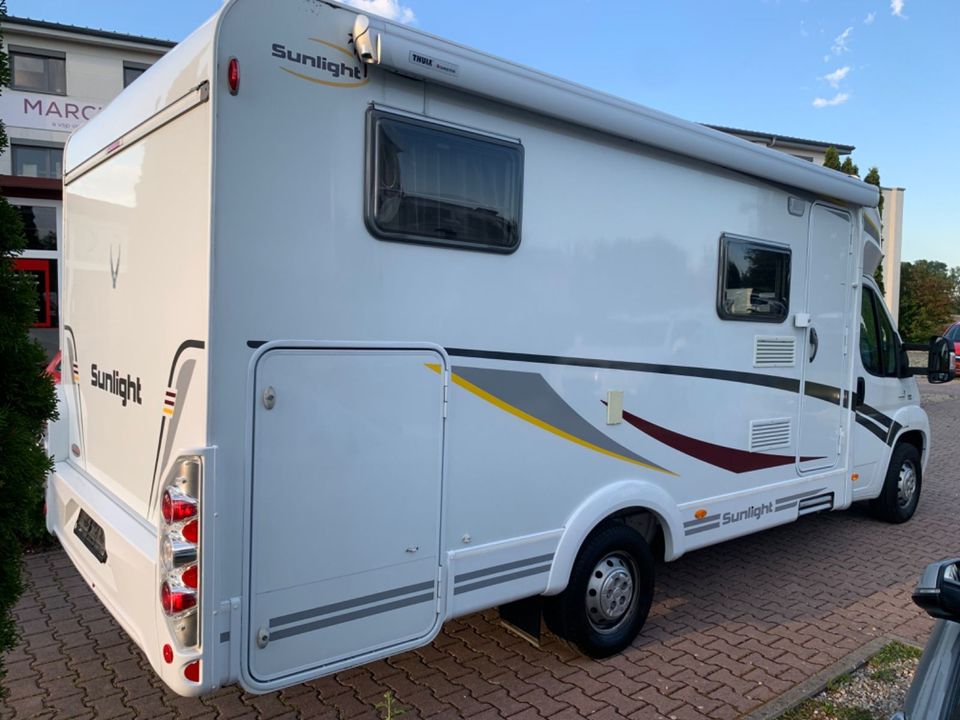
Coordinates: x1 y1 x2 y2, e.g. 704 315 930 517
158 456 202 651
184 660 201 683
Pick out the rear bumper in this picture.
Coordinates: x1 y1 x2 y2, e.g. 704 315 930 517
46 460 208 696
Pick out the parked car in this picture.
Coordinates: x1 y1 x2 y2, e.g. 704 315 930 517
891 558 960 719
943 322 960 373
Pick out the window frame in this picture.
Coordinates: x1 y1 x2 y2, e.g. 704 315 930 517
364 107 524 254
9 45 66 95
716 233 792 324
11 142 65 179
122 61 151 88
860 286 902 379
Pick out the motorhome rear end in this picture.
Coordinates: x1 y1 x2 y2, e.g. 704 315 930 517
47 0 948 697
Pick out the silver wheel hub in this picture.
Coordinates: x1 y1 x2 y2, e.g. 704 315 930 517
897 460 918 507
586 553 637 631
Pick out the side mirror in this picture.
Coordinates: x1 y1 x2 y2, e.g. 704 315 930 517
913 559 960 622
928 336 955 384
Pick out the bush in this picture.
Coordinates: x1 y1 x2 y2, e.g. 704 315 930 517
0 0 58 694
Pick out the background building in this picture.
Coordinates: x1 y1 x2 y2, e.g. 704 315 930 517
0 17 173 357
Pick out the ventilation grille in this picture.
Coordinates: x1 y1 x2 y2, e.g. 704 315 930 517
754 336 796 367
798 492 834 516
749 418 791 452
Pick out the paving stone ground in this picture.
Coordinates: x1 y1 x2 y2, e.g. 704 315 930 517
2 380 957 720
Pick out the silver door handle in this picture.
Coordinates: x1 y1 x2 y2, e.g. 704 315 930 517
809 327 819 363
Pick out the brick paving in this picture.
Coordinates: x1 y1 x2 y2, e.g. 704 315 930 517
2 379 958 719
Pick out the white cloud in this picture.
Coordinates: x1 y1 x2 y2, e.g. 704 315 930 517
864 11 876 24
812 92 850 108
343 0 415 24
822 66 850 88
891 0 907 18
831 26 853 55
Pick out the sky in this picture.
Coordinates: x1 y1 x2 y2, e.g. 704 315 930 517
11 0 959 267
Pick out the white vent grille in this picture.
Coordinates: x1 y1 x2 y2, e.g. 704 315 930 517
754 336 796 367
749 418 791 452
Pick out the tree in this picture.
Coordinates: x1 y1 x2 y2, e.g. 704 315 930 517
0 0 57 695
822 146 842 171
839 157 859 177
898 260 956 342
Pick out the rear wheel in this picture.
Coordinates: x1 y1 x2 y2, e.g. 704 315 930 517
871 442 922 523
544 524 654 658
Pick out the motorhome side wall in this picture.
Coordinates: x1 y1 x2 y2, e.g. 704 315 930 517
53 21 215 693
209 0 857 630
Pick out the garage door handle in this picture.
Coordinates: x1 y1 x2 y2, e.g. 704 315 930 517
809 327 819 363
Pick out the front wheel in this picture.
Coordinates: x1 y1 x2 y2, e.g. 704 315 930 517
544 524 654 658
871 442 922 523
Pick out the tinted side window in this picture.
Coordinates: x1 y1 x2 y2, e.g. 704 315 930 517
859 289 882 375
718 236 790 322
860 288 899 377
367 111 523 252
875 294 899 376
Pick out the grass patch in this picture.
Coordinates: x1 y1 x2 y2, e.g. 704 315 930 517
868 640 922 669
782 699 874 720
777 640 923 720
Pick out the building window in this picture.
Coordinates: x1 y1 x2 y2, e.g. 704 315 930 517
717 235 790 322
366 110 523 253
15 205 58 251
10 47 66 94
12 144 64 179
123 61 151 88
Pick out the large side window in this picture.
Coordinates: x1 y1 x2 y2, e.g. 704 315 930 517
860 288 899 377
10 47 66 94
366 110 523 253
717 235 790 322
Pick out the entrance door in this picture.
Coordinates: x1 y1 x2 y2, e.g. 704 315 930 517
797 204 852 473
244 345 446 689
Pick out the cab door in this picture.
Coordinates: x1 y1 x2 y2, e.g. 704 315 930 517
797 204 853 473
242 344 447 691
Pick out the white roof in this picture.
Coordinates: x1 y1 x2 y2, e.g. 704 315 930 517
68 0 877 208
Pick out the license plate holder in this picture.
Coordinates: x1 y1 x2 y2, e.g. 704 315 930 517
74 509 107 563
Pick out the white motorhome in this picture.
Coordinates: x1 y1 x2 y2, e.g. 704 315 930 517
46 0 954 697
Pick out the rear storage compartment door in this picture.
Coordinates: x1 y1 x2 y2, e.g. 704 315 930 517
244 345 446 688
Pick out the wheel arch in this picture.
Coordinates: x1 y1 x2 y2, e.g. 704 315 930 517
544 480 683 596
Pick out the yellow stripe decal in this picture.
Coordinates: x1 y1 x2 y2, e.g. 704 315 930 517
426 364 674 475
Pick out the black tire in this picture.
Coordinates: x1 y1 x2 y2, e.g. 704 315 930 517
543 524 654 658
871 442 922 523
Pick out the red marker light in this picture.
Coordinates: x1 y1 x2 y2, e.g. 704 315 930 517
161 489 197 524
181 520 199 544
160 581 197 615
162 644 174 664
227 57 239 95
181 564 198 589
184 660 201 682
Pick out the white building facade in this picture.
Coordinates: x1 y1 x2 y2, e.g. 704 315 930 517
0 17 172 356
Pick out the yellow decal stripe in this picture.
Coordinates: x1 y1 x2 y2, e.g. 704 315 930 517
308 38 356 59
426 364 674 475
279 66 370 88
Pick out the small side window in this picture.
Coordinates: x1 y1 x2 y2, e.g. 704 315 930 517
366 110 523 253
717 235 790 322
